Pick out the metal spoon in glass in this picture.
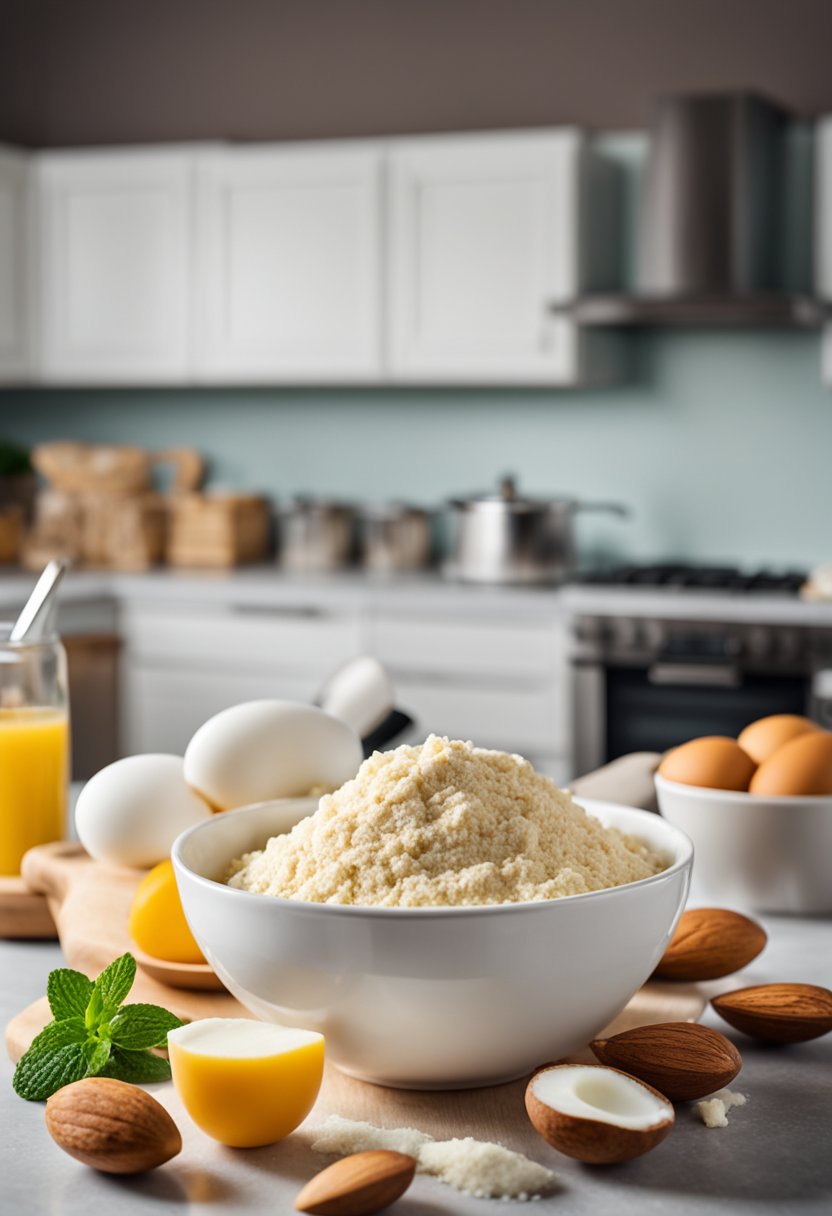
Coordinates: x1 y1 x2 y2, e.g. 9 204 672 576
9 560 68 643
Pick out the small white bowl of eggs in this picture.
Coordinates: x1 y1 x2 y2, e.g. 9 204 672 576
655 715 832 914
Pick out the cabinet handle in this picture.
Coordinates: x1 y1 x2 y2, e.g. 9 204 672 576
230 604 327 620
648 663 741 688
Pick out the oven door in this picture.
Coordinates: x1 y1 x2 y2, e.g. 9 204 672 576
573 657 811 775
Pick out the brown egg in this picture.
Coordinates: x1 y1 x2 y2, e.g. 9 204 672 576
738 714 820 765
749 731 832 796
658 737 756 791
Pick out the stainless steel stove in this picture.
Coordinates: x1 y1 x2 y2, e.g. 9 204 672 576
570 564 831 775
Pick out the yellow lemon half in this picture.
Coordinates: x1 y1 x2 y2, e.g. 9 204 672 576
168 1018 324 1147
129 859 205 964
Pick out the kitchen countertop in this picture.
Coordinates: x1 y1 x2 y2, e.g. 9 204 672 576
2 916 830 1215
2 565 832 624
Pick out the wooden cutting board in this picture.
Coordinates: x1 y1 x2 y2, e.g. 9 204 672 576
0 876 57 939
5 840 706 1079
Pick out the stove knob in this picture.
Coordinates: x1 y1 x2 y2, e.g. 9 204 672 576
643 620 666 650
748 627 771 659
614 618 639 649
573 618 602 643
779 629 801 661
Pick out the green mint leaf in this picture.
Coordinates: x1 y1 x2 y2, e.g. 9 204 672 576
47 969 93 1022
83 1038 112 1077
103 1048 172 1085
109 1004 183 1050
89 953 136 1025
13 1019 89 1100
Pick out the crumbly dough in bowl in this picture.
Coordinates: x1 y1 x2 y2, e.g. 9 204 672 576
228 735 667 908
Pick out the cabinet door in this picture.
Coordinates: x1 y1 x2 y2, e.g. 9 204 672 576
0 148 33 382
38 148 195 382
388 130 587 383
195 144 383 381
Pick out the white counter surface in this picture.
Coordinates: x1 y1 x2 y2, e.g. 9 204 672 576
2 914 830 1215
1 566 831 625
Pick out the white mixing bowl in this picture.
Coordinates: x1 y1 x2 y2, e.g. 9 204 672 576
172 798 692 1089
656 774 832 914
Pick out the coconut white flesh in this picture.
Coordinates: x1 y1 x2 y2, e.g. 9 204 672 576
532 1066 672 1130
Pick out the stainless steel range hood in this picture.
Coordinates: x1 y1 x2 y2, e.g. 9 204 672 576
570 92 826 328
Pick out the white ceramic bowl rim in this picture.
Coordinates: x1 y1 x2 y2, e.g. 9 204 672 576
172 798 693 920
655 773 832 806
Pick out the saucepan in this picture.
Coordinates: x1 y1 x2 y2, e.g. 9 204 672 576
446 476 629 584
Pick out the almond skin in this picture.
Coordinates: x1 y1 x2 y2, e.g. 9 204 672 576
654 908 767 981
295 1150 416 1216
711 983 832 1043
525 1064 674 1164
45 1077 181 1174
590 1021 742 1101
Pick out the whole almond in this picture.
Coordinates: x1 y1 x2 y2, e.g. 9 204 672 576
654 908 767 981
711 983 832 1043
590 1021 742 1101
295 1150 416 1216
45 1077 181 1173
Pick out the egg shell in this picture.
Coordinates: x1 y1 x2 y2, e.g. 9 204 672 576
658 737 756 791
76 754 212 868
738 714 820 766
183 700 363 811
749 730 832 796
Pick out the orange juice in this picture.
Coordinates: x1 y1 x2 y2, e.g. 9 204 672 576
0 707 69 875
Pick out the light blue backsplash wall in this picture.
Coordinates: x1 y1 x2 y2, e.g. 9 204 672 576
1 328 830 569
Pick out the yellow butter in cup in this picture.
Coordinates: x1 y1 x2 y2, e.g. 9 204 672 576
168 1018 324 1147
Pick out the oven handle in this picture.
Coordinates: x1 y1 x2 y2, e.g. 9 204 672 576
648 662 742 688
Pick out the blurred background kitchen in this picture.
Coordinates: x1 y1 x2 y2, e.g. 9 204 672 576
2 0 832 787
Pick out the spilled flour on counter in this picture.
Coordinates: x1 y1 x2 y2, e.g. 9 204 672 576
310 1115 556 1200
697 1089 748 1128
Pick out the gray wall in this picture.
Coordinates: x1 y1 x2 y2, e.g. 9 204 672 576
3 0 832 146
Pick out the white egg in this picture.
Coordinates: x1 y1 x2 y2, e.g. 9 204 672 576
183 700 363 811
76 754 212 868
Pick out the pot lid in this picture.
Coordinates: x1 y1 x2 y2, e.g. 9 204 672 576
450 476 574 512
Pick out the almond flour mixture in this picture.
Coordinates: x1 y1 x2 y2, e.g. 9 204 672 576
227 735 667 907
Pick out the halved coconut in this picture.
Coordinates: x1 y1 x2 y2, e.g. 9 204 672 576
525 1064 675 1164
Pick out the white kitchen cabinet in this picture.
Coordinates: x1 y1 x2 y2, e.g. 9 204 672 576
38 147 197 383
387 129 619 384
0 147 34 382
119 600 364 755
367 608 571 772
195 144 383 381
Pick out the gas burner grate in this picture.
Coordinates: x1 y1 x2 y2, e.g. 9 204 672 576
577 564 807 593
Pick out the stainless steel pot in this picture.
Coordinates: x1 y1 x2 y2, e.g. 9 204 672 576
359 504 433 572
446 476 629 585
278 498 355 572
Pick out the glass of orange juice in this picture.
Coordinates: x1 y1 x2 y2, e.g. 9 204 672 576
0 626 69 875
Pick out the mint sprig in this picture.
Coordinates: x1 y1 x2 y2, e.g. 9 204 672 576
13 953 184 1101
